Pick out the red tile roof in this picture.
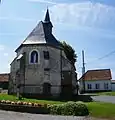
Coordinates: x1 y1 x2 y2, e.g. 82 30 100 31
0 73 9 82
79 69 112 81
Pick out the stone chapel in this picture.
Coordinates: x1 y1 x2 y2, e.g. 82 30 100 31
8 9 77 98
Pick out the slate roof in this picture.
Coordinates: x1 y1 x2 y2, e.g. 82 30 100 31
79 69 112 81
16 8 60 52
0 73 9 82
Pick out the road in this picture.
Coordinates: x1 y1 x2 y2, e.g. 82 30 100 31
91 95 115 103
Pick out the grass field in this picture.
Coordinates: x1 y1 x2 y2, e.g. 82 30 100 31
86 102 115 120
0 94 64 104
0 94 115 119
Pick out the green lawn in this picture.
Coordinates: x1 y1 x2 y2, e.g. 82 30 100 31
86 102 115 120
0 93 64 104
97 92 115 96
0 94 115 119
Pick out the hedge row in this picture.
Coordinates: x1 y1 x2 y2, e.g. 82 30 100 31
0 100 89 116
49 101 89 116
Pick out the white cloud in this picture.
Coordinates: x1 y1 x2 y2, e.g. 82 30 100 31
0 46 15 73
3 53 9 57
50 1 115 29
0 33 18 36
0 17 35 22
28 0 57 5
0 45 5 51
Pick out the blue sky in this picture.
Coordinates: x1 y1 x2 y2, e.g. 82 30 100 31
0 0 115 79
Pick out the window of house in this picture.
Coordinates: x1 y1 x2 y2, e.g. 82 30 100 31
95 83 100 89
104 83 109 89
30 50 38 63
87 84 92 89
43 51 49 60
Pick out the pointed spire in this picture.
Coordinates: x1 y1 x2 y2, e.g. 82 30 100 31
44 7 50 22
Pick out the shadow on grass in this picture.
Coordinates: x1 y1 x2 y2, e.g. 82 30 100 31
22 94 93 102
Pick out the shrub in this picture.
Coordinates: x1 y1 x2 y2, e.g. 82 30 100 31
74 102 89 116
49 104 58 115
0 100 89 116
49 101 89 116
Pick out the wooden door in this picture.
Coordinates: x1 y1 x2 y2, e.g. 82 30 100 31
43 83 51 95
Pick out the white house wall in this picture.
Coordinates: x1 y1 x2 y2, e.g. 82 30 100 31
112 83 115 91
85 80 111 91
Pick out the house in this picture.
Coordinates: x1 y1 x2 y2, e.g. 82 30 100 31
8 9 77 98
79 69 112 93
0 73 9 89
111 80 115 91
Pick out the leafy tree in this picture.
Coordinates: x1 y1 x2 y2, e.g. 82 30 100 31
60 41 77 66
60 41 78 95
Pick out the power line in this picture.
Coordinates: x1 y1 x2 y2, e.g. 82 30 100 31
76 50 115 70
86 50 115 65
98 50 115 60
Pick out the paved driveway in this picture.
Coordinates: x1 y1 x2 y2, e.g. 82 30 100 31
0 110 91 120
91 95 115 103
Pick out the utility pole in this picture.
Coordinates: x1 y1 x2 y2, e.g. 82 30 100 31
82 50 85 93
82 50 85 75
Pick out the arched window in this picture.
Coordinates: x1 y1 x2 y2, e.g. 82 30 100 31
30 50 38 63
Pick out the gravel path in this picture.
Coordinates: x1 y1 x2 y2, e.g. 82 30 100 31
0 110 99 120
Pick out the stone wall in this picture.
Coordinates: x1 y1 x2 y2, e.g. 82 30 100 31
9 44 77 96
17 45 61 96
9 58 19 94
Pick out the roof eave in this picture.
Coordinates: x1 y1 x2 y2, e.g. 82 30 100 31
15 44 24 53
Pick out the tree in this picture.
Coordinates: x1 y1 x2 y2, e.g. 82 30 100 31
60 41 77 66
60 41 78 95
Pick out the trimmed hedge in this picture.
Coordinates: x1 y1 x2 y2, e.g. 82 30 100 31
0 100 89 116
49 101 89 116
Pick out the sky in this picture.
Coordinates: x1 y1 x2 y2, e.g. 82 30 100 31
0 0 115 79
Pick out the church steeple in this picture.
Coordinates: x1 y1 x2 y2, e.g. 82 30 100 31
15 7 60 52
44 8 50 23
